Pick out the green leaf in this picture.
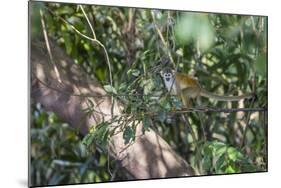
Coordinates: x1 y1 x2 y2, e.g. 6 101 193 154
159 97 172 110
209 141 226 156
118 82 128 91
99 128 109 148
95 123 110 148
202 156 212 171
227 147 239 161
143 115 151 132
242 163 258 172
89 98 95 106
225 165 236 173
62 32 72 54
57 6 74 15
141 79 155 95
215 154 226 172
176 48 184 57
215 145 227 157
104 85 117 94
82 122 110 149
171 97 182 110
203 143 212 156
99 155 107 166
123 126 135 145
212 141 226 148
256 54 266 76
132 69 141 77
156 111 167 123
127 69 140 77
82 132 95 148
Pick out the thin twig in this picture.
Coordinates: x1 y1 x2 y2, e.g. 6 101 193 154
34 75 266 111
40 9 62 83
173 107 266 113
34 75 269 117
79 6 113 119
263 109 268 170
109 162 119 181
196 98 206 141
197 111 206 141
151 11 175 67
180 114 197 142
107 152 113 178
76 5 114 117
45 6 113 87
239 99 256 149
239 73 258 149
79 5 96 39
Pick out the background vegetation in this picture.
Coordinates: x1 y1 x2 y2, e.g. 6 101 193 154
30 1 267 186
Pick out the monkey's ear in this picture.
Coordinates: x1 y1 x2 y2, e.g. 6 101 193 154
171 69 176 75
160 70 164 77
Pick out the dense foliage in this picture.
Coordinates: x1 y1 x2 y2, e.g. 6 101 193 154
30 1 267 186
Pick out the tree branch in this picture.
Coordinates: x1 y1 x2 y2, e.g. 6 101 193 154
31 39 195 179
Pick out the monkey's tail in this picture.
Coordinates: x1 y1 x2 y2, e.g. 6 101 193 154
200 89 254 101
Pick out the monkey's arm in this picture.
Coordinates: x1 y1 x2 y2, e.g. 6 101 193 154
180 87 201 108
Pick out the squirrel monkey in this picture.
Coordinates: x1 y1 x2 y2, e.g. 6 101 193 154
160 68 253 108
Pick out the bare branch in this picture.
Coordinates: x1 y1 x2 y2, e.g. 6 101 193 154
79 5 96 39
40 9 62 83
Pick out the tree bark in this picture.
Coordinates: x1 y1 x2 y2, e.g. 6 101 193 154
30 39 195 179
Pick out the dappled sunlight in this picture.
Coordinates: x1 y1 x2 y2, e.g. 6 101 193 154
30 1 267 186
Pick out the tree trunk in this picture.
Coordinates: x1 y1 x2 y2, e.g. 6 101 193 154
30 39 195 179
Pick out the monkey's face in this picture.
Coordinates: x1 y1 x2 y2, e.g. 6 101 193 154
163 72 173 82
160 69 174 82
160 69 176 94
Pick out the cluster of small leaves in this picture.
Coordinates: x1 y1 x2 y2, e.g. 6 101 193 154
30 1 267 182
30 104 128 186
200 141 261 174
82 113 144 150
82 121 110 149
